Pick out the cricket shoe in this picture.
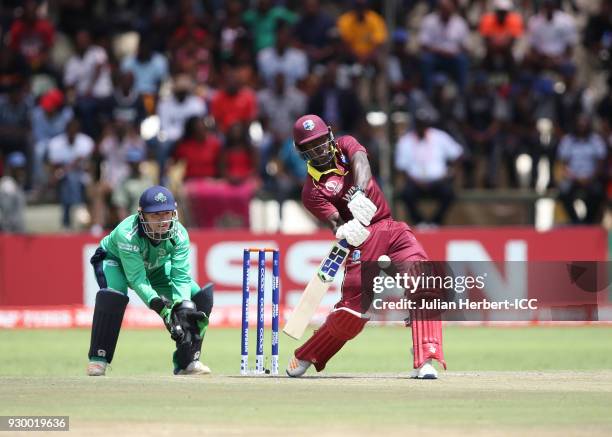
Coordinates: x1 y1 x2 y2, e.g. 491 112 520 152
87 360 107 376
286 356 311 377
175 361 211 375
410 359 438 379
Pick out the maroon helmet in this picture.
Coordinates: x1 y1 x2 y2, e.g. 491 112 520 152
293 114 337 166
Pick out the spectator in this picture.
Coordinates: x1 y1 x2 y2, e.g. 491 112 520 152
7 0 55 75
419 0 470 95
111 148 154 221
557 114 607 224
583 0 612 70
553 63 590 138
257 73 307 141
218 0 249 61
109 71 146 128
478 0 524 76
172 116 222 180
395 109 462 226
0 151 26 233
63 29 113 138
525 0 577 72
294 0 335 65
47 118 94 229
210 67 258 133
31 88 73 189
221 123 257 184
257 21 308 88
155 74 206 181
120 37 169 98
90 121 145 234
0 85 30 183
243 0 297 53
337 0 388 65
388 29 417 108
172 32 212 86
455 73 504 188
0 50 30 95
307 61 364 134
501 75 545 187
596 76 612 143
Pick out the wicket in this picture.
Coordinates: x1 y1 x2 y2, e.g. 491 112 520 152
241 248 280 375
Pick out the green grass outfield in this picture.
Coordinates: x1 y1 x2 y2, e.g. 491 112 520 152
1 326 612 436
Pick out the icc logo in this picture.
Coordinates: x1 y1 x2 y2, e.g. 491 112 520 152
325 180 342 194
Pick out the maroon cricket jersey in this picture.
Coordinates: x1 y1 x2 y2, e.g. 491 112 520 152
301 135 391 225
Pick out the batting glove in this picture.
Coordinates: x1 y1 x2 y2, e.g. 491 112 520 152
335 219 370 247
347 188 377 226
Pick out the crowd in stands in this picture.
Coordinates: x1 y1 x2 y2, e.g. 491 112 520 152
0 0 610 232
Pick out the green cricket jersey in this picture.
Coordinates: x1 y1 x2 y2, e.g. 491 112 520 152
100 214 192 307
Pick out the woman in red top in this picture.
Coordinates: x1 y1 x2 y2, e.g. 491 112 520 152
220 122 257 184
172 116 221 180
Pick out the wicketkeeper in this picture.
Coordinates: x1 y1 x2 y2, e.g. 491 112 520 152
87 185 213 376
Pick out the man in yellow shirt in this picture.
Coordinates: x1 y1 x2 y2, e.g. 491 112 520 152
337 0 388 63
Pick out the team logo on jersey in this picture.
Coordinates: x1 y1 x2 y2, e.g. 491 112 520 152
325 180 343 194
158 249 166 257
154 192 167 203
351 250 361 264
303 119 315 131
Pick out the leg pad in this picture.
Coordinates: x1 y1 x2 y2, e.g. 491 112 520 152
88 289 129 364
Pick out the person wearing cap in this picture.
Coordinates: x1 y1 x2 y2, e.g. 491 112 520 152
86 185 214 376
478 0 524 74
286 114 447 379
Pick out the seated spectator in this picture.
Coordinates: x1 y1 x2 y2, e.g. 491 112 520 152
31 88 73 189
218 0 250 61
596 75 612 143
47 118 94 229
0 85 30 185
111 148 155 221
478 0 524 76
169 11 208 53
419 0 470 95
307 61 363 134
337 0 388 66
557 114 607 224
63 29 113 138
242 0 297 52
388 29 418 108
0 50 30 95
294 0 335 65
7 0 55 76
109 71 146 128
221 123 258 184
553 63 589 139
172 116 222 180
257 73 307 142
395 109 462 226
120 37 169 98
525 0 577 72
173 33 212 86
90 121 145 234
454 72 504 188
210 67 258 133
582 0 612 68
155 74 206 182
0 151 26 233
500 75 545 187
257 21 308 88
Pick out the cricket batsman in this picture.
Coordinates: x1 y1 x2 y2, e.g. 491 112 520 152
87 185 213 376
286 115 446 378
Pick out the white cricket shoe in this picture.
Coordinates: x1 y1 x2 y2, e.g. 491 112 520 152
410 359 438 379
87 360 107 376
286 356 312 377
175 361 211 375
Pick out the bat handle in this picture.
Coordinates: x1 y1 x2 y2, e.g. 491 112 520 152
338 239 348 248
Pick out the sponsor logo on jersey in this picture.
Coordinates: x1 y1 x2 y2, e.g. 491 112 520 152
324 180 343 194
154 192 167 203
303 119 315 131
351 250 361 264
118 242 139 252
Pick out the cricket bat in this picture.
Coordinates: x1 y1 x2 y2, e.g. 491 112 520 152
283 239 350 340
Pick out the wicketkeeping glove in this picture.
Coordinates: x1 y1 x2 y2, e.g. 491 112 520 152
335 218 370 247
347 187 377 226
149 296 173 333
